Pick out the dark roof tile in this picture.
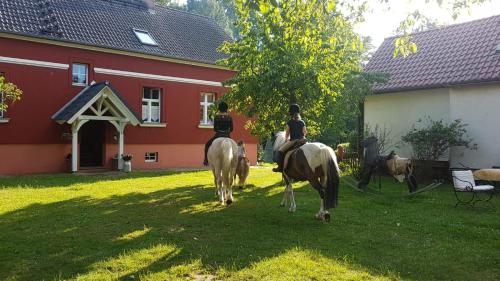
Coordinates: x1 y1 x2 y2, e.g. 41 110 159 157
0 0 230 65
366 15 500 93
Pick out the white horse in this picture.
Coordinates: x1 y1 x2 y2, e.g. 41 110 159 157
273 132 340 221
208 138 238 205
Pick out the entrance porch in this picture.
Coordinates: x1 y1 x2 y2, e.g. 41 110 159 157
52 81 141 172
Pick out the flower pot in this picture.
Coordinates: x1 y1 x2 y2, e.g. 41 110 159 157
123 160 132 173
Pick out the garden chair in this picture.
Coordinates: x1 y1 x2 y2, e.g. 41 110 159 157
451 170 494 207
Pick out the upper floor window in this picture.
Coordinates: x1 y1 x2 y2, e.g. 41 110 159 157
72 63 88 86
200 93 215 126
0 91 4 119
142 87 161 123
133 29 158 46
0 72 5 118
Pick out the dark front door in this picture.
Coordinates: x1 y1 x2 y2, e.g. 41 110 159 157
80 121 105 167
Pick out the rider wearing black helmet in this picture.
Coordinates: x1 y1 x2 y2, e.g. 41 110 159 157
273 103 307 172
203 101 233 166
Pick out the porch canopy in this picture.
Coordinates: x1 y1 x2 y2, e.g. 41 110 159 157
52 81 140 172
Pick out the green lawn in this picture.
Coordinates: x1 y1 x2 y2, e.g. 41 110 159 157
0 168 499 281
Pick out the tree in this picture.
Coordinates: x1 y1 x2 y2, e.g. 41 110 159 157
219 0 363 138
157 0 238 37
186 0 238 37
0 76 22 115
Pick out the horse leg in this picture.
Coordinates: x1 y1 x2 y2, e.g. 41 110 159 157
288 182 296 213
226 173 234 206
310 178 327 221
212 167 218 198
215 167 224 204
280 175 289 207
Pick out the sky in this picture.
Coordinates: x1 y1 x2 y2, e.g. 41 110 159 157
354 0 500 49
173 0 499 49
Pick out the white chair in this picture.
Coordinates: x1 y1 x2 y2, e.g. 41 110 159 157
451 170 494 207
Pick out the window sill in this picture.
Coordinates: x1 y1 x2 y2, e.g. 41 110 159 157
0 118 10 124
198 124 214 129
140 122 167 128
72 83 87 87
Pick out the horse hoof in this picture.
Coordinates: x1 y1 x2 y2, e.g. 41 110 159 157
324 213 331 222
226 199 233 205
288 207 296 213
315 214 323 220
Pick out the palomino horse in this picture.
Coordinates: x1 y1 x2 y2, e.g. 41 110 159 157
208 138 238 205
273 132 340 222
235 156 250 189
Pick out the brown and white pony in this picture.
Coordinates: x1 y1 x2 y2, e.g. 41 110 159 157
208 138 238 205
273 132 340 222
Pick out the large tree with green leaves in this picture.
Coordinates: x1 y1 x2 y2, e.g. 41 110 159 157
219 0 362 137
0 76 22 115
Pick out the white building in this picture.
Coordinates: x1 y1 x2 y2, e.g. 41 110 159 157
364 15 500 169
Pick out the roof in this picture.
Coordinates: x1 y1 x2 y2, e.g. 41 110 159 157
52 81 141 124
365 15 500 93
0 0 231 65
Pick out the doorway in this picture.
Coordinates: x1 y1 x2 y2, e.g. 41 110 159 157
80 121 105 167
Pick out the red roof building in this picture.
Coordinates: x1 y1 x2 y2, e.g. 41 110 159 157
0 0 257 174
364 15 500 169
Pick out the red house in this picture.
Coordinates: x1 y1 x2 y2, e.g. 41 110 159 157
0 0 257 175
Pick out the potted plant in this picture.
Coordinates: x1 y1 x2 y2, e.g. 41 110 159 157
122 153 133 172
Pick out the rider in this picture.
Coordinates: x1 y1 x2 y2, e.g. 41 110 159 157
273 103 307 173
203 101 233 166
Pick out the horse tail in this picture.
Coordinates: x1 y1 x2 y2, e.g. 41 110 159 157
320 146 340 209
221 139 235 187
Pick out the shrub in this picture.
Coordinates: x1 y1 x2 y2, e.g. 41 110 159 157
401 117 474 161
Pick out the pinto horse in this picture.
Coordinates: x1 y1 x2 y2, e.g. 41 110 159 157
208 138 238 205
273 132 340 222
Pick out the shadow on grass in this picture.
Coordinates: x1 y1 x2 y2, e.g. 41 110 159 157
0 174 499 281
0 170 204 189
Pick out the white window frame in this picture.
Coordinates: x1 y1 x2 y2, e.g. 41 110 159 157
133 29 158 46
72 63 88 86
0 91 4 119
200 93 215 126
0 72 5 119
142 87 161 123
145 152 158 163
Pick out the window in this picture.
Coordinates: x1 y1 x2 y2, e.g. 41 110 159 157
72 63 88 86
145 152 158 162
142 87 161 123
200 93 215 125
0 91 4 119
0 72 4 118
133 29 158 46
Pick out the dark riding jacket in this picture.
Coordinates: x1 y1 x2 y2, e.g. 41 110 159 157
287 119 305 140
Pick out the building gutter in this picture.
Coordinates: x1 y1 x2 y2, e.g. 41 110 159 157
0 32 232 71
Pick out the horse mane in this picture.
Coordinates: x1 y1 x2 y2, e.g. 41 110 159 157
273 131 286 152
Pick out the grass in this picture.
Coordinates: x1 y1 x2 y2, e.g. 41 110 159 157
0 168 499 281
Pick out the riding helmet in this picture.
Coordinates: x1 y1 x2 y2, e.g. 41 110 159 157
289 103 300 115
218 101 228 112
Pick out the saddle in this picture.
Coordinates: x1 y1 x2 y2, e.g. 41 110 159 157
283 139 307 171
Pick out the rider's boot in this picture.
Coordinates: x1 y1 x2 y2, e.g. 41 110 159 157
272 151 285 172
